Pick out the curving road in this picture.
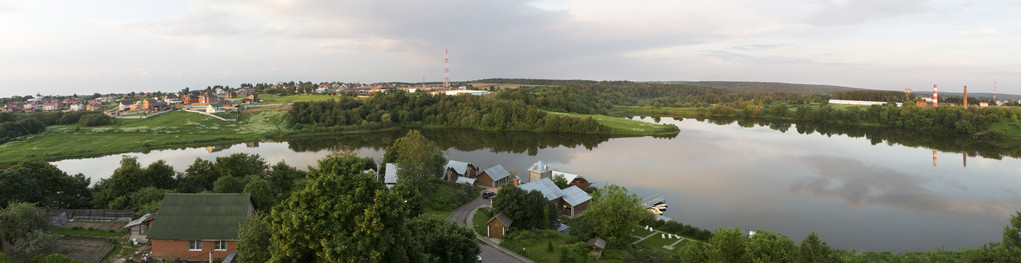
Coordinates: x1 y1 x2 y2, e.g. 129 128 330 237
448 195 531 263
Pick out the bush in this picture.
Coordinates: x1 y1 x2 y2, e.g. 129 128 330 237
78 113 111 127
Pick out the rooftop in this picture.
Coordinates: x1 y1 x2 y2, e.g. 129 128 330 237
484 164 511 181
445 160 472 175
147 193 252 240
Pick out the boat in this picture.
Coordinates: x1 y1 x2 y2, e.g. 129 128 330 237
641 195 668 215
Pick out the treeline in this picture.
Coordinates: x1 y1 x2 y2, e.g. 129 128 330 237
696 101 1021 134
833 90 914 102
683 220 1021 262
0 111 112 144
287 91 608 133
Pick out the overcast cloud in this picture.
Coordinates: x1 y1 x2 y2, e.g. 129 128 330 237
1 0 1018 97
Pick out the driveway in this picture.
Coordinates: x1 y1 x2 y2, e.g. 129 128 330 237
448 195 530 263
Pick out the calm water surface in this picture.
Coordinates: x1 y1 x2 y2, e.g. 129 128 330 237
52 117 1021 252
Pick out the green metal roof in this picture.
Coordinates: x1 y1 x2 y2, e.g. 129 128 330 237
148 193 252 240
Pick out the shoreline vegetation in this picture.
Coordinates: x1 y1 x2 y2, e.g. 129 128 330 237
5 79 1021 164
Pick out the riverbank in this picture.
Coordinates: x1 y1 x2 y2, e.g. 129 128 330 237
0 108 677 165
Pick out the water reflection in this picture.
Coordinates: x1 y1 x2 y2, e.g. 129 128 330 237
50 117 1021 252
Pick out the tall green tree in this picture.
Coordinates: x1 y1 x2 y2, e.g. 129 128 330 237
142 160 177 190
583 184 648 246
0 161 90 209
385 130 445 191
410 217 479 263
267 154 421 262
1004 211 1021 260
491 184 549 230
267 161 305 198
214 153 268 178
177 158 219 193
706 227 749 263
746 229 797 263
107 187 170 217
0 202 47 254
237 213 272 263
798 232 833 263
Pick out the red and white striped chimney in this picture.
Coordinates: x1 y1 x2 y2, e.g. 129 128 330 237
932 84 938 107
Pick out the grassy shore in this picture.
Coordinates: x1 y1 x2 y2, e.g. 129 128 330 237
543 111 680 135
0 107 678 165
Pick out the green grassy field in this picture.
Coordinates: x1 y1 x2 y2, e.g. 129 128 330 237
472 209 490 235
259 94 342 104
500 229 580 263
637 234 684 255
543 111 680 135
0 110 288 164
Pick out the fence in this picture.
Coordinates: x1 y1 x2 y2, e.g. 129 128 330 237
46 209 134 222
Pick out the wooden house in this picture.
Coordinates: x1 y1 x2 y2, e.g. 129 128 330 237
528 160 553 182
552 171 593 190
517 178 592 218
477 164 512 188
487 213 513 239
148 193 252 262
443 160 478 184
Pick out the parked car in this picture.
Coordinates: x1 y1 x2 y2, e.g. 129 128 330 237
482 191 496 199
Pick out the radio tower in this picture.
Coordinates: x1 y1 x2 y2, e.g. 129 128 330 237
443 49 450 90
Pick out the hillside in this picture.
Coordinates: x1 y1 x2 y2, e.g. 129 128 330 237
669 81 859 94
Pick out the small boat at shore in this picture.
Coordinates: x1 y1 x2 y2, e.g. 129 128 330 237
642 195 668 215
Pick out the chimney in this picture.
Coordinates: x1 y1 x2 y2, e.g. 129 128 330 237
964 85 968 109
933 84 938 107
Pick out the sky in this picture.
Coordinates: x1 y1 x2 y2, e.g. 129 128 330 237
1 0 1019 97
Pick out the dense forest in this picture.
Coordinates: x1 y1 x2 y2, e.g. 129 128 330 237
0 111 111 144
287 91 617 134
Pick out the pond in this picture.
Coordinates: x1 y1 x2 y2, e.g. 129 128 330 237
52 117 1021 252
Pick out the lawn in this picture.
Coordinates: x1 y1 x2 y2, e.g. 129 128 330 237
472 208 491 235
637 233 684 255
632 227 654 238
543 111 680 135
500 229 580 263
259 94 342 104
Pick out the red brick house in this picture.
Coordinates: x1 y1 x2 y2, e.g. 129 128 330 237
148 193 252 262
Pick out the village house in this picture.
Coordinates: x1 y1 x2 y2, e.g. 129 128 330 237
86 102 102 111
552 171 593 190
68 104 85 111
118 101 133 111
517 178 592 218
2 104 18 112
182 95 199 105
487 212 513 239
41 101 61 111
241 93 260 104
528 160 553 182
22 102 39 112
199 94 221 105
205 103 225 113
444 160 479 184
123 213 157 244
148 193 252 262
142 99 168 112
477 164 512 188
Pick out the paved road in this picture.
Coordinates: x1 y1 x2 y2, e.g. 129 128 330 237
448 196 528 263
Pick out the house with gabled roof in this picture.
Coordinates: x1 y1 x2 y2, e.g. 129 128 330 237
148 193 252 262
487 212 513 239
552 171 593 190
123 213 157 244
443 160 478 184
517 178 592 218
384 163 399 189
477 164 512 188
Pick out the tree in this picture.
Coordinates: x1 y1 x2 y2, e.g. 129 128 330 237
107 187 170 218
410 217 479 263
0 161 91 209
552 174 568 189
267 161 305 198
267 154 421 262
491 184 549 230
385 130 445 193
13 229 58 257
583 184 648 246
799 232 832 263
215 153 268 178
706 227 749 263
213 176 246 194
0 202 47 254
243 177 275 211
142 160 177 190
557 243 597 263
1004 211 1021 260
237 213 271 263
178 158 220 193
746 229 797 262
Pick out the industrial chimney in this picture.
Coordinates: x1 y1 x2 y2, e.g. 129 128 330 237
964 85 968 109
933 84 938 107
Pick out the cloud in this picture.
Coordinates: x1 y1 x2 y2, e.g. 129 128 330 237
134 6 242 36
701 50 814 64
790 155 1020 220
804 0 931 26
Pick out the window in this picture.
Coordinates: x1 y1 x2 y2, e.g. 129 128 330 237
188 240 202 251
214 241 228 251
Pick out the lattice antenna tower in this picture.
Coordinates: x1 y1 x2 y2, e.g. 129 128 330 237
444 49 450 90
